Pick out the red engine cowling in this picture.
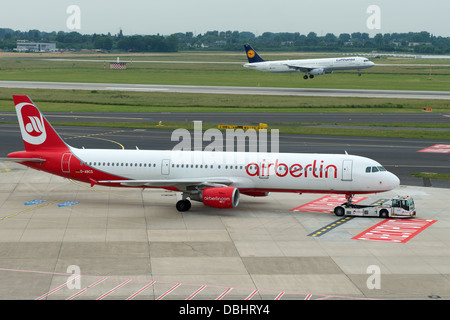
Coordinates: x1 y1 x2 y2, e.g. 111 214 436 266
202 187 240 209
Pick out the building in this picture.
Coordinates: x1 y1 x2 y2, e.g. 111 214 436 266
16 40 57 52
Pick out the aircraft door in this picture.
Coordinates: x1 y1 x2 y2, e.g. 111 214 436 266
342 159 353 181
61 153 72 173
161 159 170 175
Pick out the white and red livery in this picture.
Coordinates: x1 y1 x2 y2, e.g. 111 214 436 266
3 95 400 211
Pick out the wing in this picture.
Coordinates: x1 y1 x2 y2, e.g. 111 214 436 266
283 64 314 72
98 177 234 191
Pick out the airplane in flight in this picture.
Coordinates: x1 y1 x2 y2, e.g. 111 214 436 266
243 44 375 79
2 95 399 212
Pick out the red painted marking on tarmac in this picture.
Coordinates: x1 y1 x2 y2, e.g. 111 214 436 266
186 285 207 300
67 277 108 300
127 281 156 300
245 289 258 300
96 279 131 300
156 283 181 300
36 275 81 300
274 292 285 300
304 294 312 300
216 287 233 300
290 195 367 213
352 219 437 243
418 144 450 153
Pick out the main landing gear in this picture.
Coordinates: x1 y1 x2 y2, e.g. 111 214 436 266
303 74 314 80
176 193 192 212
176 199 191 212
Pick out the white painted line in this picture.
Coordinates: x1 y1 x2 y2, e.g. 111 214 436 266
96 279 132 300
216 288 233 300
36 275 81 300
156 283 181 300
66 277 108 300
245 289 258 300
186 285 207 300
274 292 285 300
126 281 156 300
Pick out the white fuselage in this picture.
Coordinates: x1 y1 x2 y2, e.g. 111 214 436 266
70 148 399 194
244 57 375 73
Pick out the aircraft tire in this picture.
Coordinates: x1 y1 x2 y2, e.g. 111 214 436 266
176 200 191 212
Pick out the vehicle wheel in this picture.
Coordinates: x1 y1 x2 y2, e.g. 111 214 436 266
334 206 345 217
176 200 191 212
379 209 389 218
303 75 308 80
309 74 314 79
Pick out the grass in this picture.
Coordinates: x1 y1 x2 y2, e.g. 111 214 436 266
0 88 449 114
1 53 450 91
410 172 450 180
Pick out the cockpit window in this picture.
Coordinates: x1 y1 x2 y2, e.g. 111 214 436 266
366 166 387 173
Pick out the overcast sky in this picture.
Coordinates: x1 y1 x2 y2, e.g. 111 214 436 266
1 0 449 37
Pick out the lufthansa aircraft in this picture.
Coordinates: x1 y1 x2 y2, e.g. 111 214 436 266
2 96 399 212
244 44 374 79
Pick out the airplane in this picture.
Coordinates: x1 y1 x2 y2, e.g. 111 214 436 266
243 44 375 79
1 95 400 212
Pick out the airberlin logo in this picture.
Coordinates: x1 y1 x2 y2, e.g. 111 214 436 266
204 196 231 202
25 116 44 137
16 103 47 145
246 159 338 179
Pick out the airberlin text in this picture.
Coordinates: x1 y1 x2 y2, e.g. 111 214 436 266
179 303 270 317
246 159 338 179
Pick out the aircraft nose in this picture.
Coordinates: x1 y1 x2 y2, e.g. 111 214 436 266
370 61 375 67
388 172 400 189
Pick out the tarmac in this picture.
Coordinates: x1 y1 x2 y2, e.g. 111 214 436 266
0 161 449 300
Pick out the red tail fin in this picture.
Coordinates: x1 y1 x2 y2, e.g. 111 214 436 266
13 95 69 151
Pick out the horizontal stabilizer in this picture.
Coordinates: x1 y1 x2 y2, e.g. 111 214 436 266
0 157 46 162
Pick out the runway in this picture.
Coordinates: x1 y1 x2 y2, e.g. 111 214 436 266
1 80 450 100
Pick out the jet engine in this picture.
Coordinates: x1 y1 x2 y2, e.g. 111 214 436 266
200 187 240 209
309 68 325 76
